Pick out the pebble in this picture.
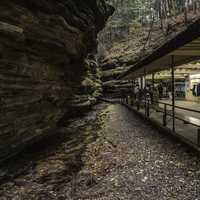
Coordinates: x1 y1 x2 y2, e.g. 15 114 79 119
0 104 200 200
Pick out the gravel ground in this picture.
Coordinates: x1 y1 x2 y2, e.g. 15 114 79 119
0 103 200 200
73 104 200 200
0 103 106 200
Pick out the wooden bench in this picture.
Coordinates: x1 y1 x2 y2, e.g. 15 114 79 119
170 114 200 145
174 115 200 127
152 105 200 145
153 105 200 126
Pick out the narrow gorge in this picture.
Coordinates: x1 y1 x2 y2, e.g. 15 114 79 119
1 1 200 200
0 0 114 161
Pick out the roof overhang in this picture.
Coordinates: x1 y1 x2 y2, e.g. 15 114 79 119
119 17 200 80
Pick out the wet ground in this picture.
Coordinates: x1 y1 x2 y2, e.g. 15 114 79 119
1 103 200 199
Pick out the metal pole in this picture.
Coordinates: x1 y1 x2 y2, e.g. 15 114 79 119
144 69 147 116
198 129 200 146
131 80 135 106
152 73 155 90
163 104 167 127
147 99 150 117
171 55 175 132
152 73 155 104
140 77 143 89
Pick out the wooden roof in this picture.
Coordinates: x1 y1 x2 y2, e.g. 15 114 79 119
120 17 200 80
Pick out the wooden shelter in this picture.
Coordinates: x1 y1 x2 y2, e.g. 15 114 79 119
120 17 200 80
118 17 200 138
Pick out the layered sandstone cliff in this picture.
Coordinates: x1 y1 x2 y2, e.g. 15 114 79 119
0 0 113 161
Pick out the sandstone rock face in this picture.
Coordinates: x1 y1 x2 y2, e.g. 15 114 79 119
99 1 199 97
0 0 113 161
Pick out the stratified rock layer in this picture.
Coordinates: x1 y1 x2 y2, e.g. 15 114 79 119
0 0 113 161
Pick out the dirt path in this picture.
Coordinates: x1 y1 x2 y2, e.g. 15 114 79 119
0 103 200 200
74 104 200 200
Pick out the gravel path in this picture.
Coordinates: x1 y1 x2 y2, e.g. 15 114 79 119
74 103 200 200
0 103 200 200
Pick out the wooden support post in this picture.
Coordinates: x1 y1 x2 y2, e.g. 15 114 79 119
184 6 188 24
152 73 155 104
163 104 167 127
126 96 128 104
131 80 134 106
171 55 175 132
140 77 143 89
137 101 140 111
152 73 155 89
147 99 150 118
198 129 200 146
144 69 147 116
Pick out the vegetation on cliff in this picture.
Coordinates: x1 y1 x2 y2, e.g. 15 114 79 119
99 0 200 96
0 0 113 161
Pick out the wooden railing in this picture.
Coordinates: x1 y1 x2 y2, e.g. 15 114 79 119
105 95 200 148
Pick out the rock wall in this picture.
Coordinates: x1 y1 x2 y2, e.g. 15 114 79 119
0 0 113 161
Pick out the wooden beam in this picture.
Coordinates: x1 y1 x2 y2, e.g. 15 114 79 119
120 18 200 80
171 55 175 133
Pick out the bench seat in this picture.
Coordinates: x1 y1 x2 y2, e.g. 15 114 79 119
152 105 200 127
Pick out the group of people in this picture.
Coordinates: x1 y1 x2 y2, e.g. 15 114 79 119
133 84 154 104
131 82 173 105
157 83 173 100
